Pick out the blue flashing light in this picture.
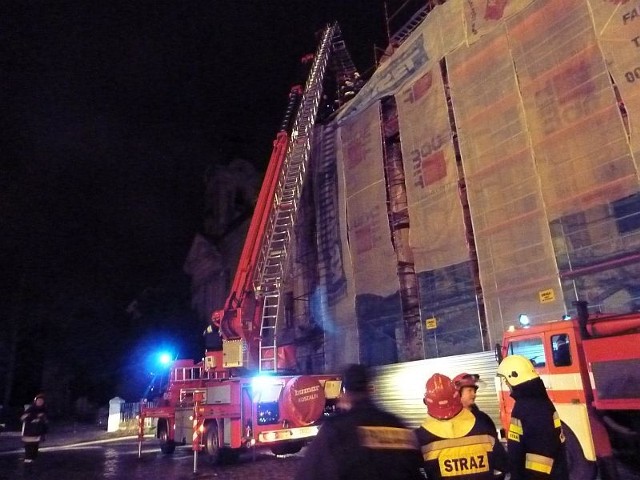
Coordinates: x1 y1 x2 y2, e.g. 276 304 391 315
158 352 173 367
562 314 571 321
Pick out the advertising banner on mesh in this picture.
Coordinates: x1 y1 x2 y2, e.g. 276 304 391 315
396 67 468 273
311 123 359 369
462 0 535 42
313 123 349 306
339 102 399 297
337 0 465 123
511 0 637 219
588 0 640 171
447 22 563 343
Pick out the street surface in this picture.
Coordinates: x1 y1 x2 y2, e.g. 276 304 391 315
0 439 301 480
0 436 638 479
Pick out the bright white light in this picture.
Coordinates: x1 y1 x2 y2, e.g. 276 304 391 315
251 375 283 402
518 314 530 327
158 352 172 365
251 375 273 392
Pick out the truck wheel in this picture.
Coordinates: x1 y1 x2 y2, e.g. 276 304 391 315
271 440 304 456
158 422 175 455
563 422 597 480
204 422 221 464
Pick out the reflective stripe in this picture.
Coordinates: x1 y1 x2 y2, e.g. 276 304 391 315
509 418 523 435
525 452 554 474
358 426 418 450
421 434 495 461
508 417 522 442
553 412 562 429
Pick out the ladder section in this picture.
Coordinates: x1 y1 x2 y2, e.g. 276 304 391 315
255 23 338 372
258 293 280 372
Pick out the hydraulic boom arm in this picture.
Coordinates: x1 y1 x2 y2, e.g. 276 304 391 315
212 87 302 340
210 23 357 372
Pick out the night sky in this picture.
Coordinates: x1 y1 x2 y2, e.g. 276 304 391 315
1 2 388 406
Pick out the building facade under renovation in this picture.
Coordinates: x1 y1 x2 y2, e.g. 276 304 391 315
189 0 640 375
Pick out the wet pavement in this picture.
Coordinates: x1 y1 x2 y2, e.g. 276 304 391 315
1 424 638 479
0 440 302 480
0 424 302 480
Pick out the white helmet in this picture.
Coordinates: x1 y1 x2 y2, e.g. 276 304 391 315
497 355 539 387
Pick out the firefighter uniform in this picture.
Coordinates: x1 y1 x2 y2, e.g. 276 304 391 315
294 364 424 480
416 373 507 479
498 355 569 480
20 394 48 462
452 372 509 476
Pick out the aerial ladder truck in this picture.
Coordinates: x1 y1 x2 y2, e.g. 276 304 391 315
140 23 359 461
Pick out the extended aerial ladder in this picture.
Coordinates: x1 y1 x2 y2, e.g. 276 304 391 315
211 23 358 373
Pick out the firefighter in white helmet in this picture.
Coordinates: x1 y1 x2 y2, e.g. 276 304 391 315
416 373 508 479
497 355 569 479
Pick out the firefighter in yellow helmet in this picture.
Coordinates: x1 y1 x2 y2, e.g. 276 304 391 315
497 355 569 479
416 373 508 479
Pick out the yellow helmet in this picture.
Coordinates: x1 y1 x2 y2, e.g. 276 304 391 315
497 355 539 387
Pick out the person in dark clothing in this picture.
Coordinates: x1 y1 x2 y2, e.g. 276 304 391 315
21 393 48 463
294 364 424 480
453 372 508 477
497 355 569 479
416 373 508 479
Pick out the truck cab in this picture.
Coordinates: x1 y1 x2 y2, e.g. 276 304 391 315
498 320 596 465
498 306 640 479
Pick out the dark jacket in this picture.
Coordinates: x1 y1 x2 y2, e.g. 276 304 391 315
21 403 48 442
507 378 568 480
294 397 424 480
471 405 509 474
416 408 508 479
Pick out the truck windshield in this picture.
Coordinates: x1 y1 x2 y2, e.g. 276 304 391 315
508 337 545 368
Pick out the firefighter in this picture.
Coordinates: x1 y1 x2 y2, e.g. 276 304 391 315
453 372 481 411
453 372 508 477
497 355 569 479
294 363 424 480
20 393 48 463
416 373 508 479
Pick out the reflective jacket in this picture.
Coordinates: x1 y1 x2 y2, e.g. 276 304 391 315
416 407 508 479
21 404 48 443
507 378 568 479
294 398 424 480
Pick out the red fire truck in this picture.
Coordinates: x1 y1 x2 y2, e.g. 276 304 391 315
140 23 359 461
497 301 640 479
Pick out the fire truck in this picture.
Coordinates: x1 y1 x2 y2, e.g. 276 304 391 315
497 301 640 479
139 23 359 461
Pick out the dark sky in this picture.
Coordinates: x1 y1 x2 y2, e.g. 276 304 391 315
1 2 390 401
2 1 388 298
